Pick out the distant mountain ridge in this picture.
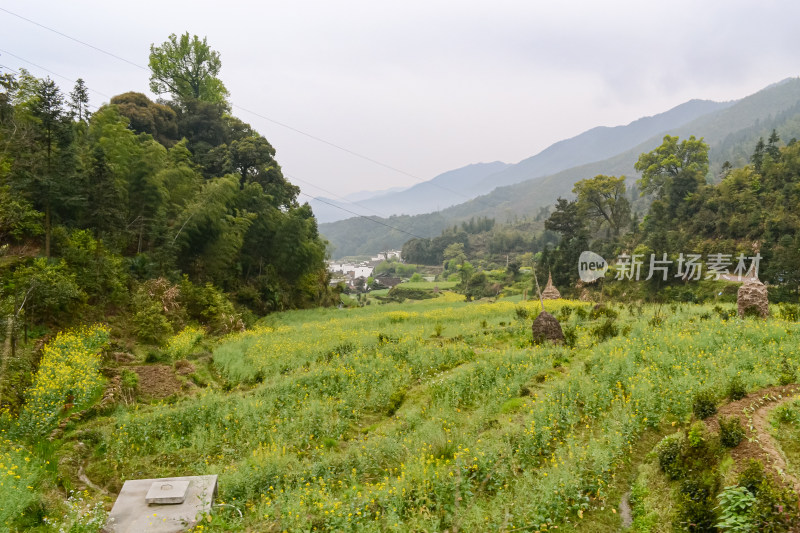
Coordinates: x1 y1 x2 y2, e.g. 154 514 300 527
312 99 730 224
474 99 733 191
320 77 800 257
308 162 510 223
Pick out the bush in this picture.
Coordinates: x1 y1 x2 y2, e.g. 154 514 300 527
180 277 243 334
656 433 684 480
737 459 767 495
779 303 800 322
693 388 718 419
514 306 530 320
716 485 757 533
591 317 619 342
563 325 578 348
674 472 721 532
778 358 796 386
719 416 746 448
132 302 174 345
589 304 618 320
727 375 747 401
737 460 800 530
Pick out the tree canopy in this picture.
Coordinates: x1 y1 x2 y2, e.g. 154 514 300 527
0 34 332 343
148 33 230 106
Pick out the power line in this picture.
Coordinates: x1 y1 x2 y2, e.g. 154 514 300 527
0 48 111 100
0 52 428 241
296 190 426 240
0 6 495 206
287 174 401 219
0 47 426 240
0 7 148 72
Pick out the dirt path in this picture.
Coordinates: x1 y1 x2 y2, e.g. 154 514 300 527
706 384 800 491
618 490 633 529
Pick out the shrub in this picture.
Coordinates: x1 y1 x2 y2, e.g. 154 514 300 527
589 304 618 320
180 278 243 334
719 416 746 448
779 303 800 322
778 358 796 386
563 325 578 348
737 460 767 496
737 460 800 530
675 472 721 532
132 302 174 345
591 317 619 342
692 388 718 419
716 485 757 532
687 420 707 448
514 306 530 320
656 433 684 480
727 375 747 401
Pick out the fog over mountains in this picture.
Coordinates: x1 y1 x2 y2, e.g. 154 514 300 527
317 78 800 257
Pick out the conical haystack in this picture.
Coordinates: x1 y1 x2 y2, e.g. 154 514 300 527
541 273 561 300
737 278 769 318
532 311 564 345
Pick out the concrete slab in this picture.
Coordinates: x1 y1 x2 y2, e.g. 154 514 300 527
106 475 217 533
145 480 190 504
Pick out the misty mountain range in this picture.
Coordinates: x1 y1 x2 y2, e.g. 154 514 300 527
317 77 800 258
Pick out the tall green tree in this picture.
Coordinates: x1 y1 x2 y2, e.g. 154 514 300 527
572 174 631 238
148 33 230 106
10 77 79 256
68 78 90 123
635 135 709 211
543 197 589 291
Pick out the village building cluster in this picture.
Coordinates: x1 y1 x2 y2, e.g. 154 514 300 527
328 250 403 290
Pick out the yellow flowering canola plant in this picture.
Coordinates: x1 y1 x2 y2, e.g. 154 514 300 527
0 440 44 529
165 325 205 361
17 325 110 437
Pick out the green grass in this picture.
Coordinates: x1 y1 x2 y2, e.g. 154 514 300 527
397 281 458 290
9 299 800 531
771 397 800 481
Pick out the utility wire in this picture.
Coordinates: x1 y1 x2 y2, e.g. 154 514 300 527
0 51 430 240
0 6 498 207
0 49 428 238
0 7 148 71
1 44 420 231
0 48 111 100
296 191 426 240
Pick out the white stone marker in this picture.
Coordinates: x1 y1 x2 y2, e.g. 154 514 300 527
106 475 217 533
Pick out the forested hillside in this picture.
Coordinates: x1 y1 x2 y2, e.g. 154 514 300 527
0 33 332 351
322 78 800 257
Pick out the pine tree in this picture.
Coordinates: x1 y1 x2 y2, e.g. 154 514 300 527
69 78 90 122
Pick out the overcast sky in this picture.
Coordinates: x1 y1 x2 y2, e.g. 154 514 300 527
2 0 800 203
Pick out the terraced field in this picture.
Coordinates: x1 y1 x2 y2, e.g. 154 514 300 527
3 295 800 531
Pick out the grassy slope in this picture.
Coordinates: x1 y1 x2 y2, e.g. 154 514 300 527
7 295 800 531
